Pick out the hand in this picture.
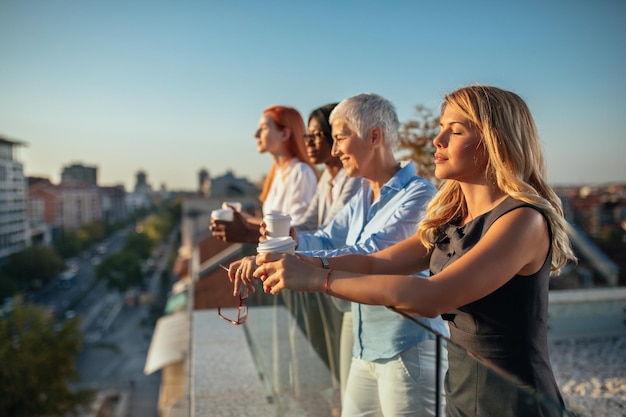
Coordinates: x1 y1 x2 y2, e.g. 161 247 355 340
289 227 298 247
210 210 260 243
254 252 322 295
225 256 259 296
259 221 268 242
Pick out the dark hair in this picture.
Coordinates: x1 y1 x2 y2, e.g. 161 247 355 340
308 102 339 146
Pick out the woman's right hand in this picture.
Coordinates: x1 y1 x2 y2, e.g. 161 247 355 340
210 210 260 244
259 221 269 242
226 256 260 296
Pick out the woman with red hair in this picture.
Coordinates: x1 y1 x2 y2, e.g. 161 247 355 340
211 105 318 243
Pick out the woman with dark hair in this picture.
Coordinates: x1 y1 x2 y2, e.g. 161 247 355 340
294 103 360 231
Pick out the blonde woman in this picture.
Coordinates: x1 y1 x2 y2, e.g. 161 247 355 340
254 85 576 417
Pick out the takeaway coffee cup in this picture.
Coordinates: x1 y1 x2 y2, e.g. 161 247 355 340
257 236 297 255
222 201 242 212
211 208 234 222
263 212 292 238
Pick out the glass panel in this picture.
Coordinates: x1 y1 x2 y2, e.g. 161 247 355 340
242 287 576 417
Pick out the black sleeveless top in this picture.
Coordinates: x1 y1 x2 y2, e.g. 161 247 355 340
430 197 565 417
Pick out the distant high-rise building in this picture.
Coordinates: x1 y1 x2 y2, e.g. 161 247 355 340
134 170 152 194
199 168 210 198
61 162 98 186
0 136 29 262
128 170 153 211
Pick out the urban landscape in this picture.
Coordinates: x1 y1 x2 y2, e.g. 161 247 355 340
1 134 625 416
2 1 625 416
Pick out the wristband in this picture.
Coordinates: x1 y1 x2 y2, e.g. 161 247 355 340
320 256 330 269
325 269 333 295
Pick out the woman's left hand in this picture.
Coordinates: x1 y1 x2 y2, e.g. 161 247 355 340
226 256 259 296
254 252 323 295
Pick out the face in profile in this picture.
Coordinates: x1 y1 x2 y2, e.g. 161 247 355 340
433 106 488 182
331 119 373 178
304 117 333 165
254 114 286 155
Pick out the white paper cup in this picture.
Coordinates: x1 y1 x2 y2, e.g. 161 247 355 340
257 236 297 255
222 201 242 212
211 208 234 222
263 212 292 238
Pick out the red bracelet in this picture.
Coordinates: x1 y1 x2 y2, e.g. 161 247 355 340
325 269 333 295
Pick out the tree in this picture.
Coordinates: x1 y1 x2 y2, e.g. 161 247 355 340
124 231 153 260
54 228 82 259
0 298 95 417
397 105 440 183
76 221 106 249
95 252 143 292
2 245 65 291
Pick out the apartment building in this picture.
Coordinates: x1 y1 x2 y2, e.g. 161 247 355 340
27 177 57 245
0 136 29 262
57 184 102 230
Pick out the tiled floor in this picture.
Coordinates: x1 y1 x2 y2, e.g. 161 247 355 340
192 306 340 417
192 309 274 417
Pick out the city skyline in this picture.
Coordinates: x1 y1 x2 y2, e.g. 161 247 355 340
1 1 625 191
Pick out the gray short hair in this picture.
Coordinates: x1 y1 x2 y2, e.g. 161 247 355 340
329 93 400 150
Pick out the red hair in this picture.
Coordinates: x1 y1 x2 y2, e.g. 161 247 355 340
259 105 318 202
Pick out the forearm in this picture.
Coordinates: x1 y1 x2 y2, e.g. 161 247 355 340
323 270 439 317
319 253 373 274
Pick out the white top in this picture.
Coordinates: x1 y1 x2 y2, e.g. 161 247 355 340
293 167 360 231
262 158 317 224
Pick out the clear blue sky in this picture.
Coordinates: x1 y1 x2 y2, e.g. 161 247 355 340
1 0 625 191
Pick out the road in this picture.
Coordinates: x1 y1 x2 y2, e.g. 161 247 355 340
75 299 161 417
34 228 176 417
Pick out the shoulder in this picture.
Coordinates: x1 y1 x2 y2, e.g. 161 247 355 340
339 174 361 192
403 174 437 198
487 203 549 250
488 198 545 227
291 160 317 179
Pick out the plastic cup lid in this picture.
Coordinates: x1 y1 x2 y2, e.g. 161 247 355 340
264 211 292 221
257 236 296 253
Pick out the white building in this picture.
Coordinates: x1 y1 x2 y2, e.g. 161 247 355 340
57 184 102 230
0 136 29 262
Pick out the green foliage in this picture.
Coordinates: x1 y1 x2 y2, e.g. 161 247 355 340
142 213 172 243
76 221 106 249
53 228 82 259
95 252 143 292
0 271 18 300
1 245 65 291
0 298 95 417
397 105 440 183
124 232 153 260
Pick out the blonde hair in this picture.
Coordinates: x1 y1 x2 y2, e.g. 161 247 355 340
417 85 576 275
258 105 317 202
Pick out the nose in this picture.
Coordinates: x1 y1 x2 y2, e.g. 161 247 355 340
254 129 260 139
433 131 445 148
331 140 340 157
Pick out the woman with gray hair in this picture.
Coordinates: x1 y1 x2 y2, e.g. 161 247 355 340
232 93 448 417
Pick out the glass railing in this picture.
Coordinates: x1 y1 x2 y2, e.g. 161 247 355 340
241 289 581 417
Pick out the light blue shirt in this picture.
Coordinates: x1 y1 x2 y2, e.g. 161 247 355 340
297 161 450 361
